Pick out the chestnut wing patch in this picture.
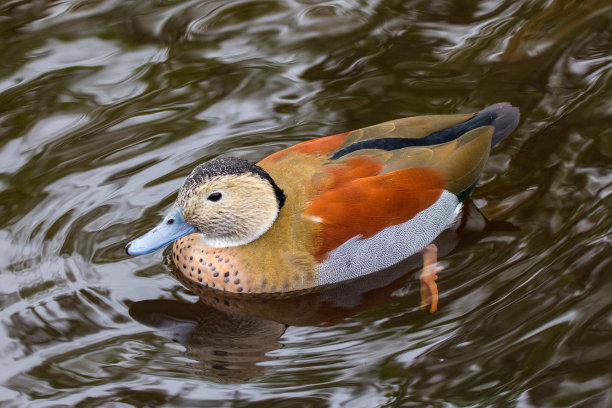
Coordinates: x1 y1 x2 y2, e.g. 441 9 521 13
262 131 350 163
305 167 445 261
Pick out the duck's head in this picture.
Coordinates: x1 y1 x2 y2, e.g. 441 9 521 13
126 157 286 255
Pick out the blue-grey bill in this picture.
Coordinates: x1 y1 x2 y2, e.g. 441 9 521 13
126 207 196 255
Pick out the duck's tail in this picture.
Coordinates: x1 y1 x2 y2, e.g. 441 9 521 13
420 102 520 147
481 102 521 146
330 103 520 160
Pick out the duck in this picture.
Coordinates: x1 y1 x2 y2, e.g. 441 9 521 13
126 103 520 313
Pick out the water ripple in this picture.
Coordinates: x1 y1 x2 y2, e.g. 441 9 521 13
0 0 611 406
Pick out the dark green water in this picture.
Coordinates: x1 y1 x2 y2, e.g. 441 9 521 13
1 0 611 406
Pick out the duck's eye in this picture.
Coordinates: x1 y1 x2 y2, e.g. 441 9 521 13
207 192 222 202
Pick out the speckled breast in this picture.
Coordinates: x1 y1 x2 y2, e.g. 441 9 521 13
172 235 252 293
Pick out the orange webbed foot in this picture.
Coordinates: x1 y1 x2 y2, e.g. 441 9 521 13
420 244 444 313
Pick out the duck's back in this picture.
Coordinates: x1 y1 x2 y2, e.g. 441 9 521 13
259 103 519 286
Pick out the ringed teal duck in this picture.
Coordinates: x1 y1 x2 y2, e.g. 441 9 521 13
126 103 520 312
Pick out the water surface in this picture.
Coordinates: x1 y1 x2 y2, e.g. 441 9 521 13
1 0 611 406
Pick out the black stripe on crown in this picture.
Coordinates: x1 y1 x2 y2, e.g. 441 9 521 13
177 157 286 209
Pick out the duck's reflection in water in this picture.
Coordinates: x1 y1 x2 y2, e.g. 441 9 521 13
129 199 516 380
129 299 286 381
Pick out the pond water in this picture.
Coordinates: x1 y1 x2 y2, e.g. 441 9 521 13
1 0 611 406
